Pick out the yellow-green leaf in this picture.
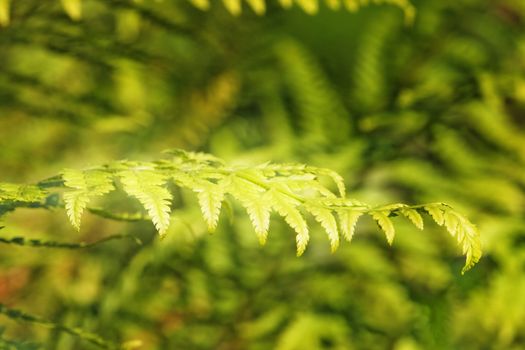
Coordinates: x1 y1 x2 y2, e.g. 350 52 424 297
246 0 266 14
305 204 339 252
296 0 318 14
63 191 89 230
195 182 225 232
222 0 242 15
62 169 114 231
400 207 424 230
270 189 309 256
61 0 82 21
0 0 10 27
119 170 172 235
188 0 210 10
338 210 363 242
371 211 395 245
425 204 445 226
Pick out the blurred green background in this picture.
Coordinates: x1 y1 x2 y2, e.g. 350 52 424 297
1 0 525 349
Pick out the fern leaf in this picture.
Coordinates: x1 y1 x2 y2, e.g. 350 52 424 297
63 191 90 230
188 0 210 10
119 170 172 235
222 0 242 15
440 208 482 274
9 150 481 273
371 211 395 245
195 181 225 232
269 188 309 256
424 204 445 226
325 0 341 10
246 0 266 14
313 167 346 197
61 0 82 21
62 169 114 230
343 0 358 11
0 0 9 27
279 0 293 8
337 210 363 242
460 220 482 274
400 207 424 230
444 210 459 236
327 170 346 198
305 203 339 252
297 0 319 14
229 176 271 244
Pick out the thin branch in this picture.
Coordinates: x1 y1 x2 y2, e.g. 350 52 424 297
0 233 142 249
0 304 118 349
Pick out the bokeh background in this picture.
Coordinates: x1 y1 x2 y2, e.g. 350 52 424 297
1 0 525 349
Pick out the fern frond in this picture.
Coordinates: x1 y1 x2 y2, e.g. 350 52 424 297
400 207 424 230
229 176 271 244
222 0 242 15
62 169 114 230
268 188 309 256
371 210 395 245
197 0 416 23
246 0 266 14
275 39 351 146
305 203 339 252
424 204 445 226
60 0 82 21
337 209 363 242
4 150 481 273
195 180 226 232
63 191 90 231
442 207 482 274
188 0 210 10
0 0 10 27
119 170 172 235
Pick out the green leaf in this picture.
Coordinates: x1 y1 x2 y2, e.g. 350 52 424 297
63 191 90 231
229 176 271 245
314 167 346 197
62 169 114 230
3 149 481 274
246 0 266 14
0 0 9 27
337 209 363 242
195 181 225 232
424 204 445 226
371 211 395 245
222 0 242 15
60 0 82 21
444 210 459 236
296 0 318 14
119 170 172 235
188 0 210 10
269 188 309 256
441 209 482 274
400 207 424 230
305 203 339 252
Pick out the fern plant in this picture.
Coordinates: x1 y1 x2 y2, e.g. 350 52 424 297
0 149 481 273
188 0 414 21
0 0 414 27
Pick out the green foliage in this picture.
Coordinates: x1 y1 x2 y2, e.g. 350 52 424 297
0 150 481 273
62 169 114 230
119 169 172 235
1 0 523 348
188 0 414 21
